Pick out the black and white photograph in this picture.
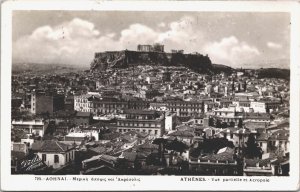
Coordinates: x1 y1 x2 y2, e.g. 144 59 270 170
1 1 300 191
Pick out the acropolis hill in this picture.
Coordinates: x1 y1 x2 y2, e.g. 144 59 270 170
90 44 213 73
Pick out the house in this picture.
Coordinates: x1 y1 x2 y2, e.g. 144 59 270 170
256 132 269 154
32 140 75 169
74 111 92 126
11 143 29 174
81 154 118 175
243 156 275 176
64 132 90 144
116 109 165 137
189 147 242 175
123 130 149 145
11 119 49 137
88 145 108 156
165 112 177 132
119 134 138 150
223 128 251 148
119 151 138 168
31 90 65 115
244 120 268 132
267 129 289 154
167 130 195 145
98 132 122 144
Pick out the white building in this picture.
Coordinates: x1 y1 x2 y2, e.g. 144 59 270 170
165 113 176 132
250 102 267 113
65 131 99 141
34 140 75 169
74 92 101 113
11 119 48 137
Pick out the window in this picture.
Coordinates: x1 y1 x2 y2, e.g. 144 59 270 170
155 130 158 135
42 154 46 162
66 153 68 162
54 155 59 163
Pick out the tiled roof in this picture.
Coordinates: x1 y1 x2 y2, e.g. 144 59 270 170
268 129 289 140
234 128 251 135
136 142 159 151
219 127 237 134
123 109 157 115
177 116 192 123
120 152 137 162
99 155 118 164
245 121 267 129
244 113 270 119
100 132 121 140
123 130 149 138
168 130 195 138
76 111 91 117
136 151 151 159
31 141 43 151
200 150 235 162
34 140 74 152
256 133 269 141
121 134 136 143
89 146 107 154
244 158 270 167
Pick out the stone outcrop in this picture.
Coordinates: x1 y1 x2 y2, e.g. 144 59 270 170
90 50 213 73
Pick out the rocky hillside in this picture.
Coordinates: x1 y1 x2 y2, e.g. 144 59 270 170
90 50 213 74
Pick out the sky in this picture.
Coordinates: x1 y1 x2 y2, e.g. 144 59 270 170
12 11 290 69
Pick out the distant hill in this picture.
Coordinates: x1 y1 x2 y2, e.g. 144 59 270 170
257 68 290 80
12 63 87 74
212 63 234 74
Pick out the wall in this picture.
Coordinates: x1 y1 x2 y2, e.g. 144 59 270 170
165 115 174 132
250 102 266 113
37 150 75 169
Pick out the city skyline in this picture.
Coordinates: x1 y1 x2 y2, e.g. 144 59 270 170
12 11 290 69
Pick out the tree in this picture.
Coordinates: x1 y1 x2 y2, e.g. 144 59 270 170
146 153 160 166
208 117 214 126
221 122 228 128
152 138 167 165
165 139 188 155
238 118 243 128
165 139 188 166
229 121 235 127
216 119 222 128
190 137 235 156
243 133 262 159
266 105 270 113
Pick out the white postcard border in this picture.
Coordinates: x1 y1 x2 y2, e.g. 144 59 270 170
1 1 300 191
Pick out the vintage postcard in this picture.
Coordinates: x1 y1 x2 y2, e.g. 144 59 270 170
1 0 300 191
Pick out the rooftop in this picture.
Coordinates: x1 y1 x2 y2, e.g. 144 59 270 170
32 140 74 152
123 109 157 115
